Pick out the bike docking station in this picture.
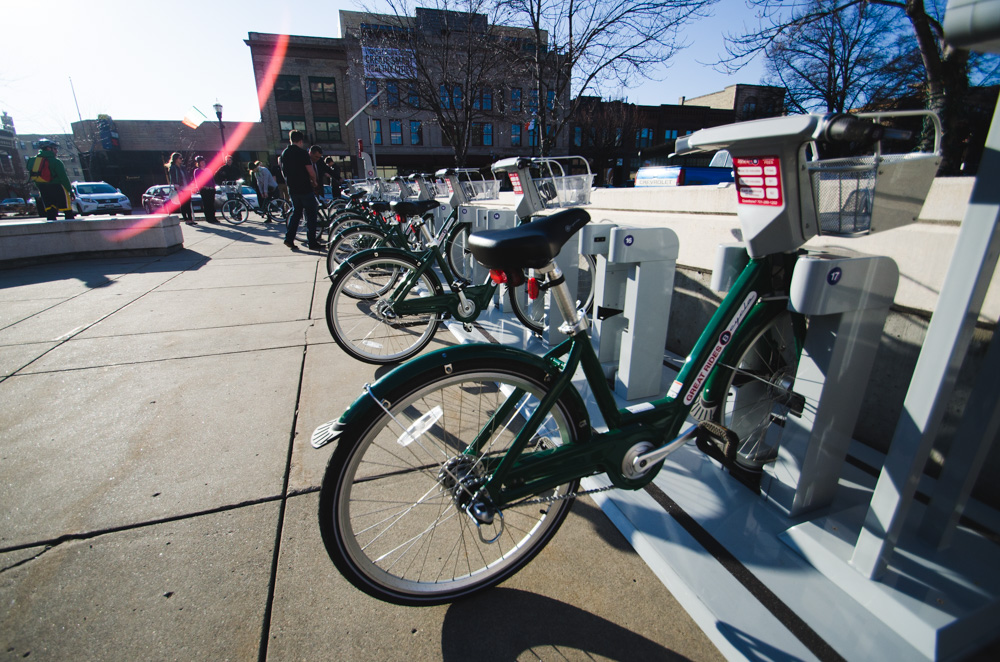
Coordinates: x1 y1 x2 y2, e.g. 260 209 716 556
573 100 1000 662
581 222 679 401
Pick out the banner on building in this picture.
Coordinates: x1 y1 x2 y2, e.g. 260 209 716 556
182 106 209 129
362 47 416 78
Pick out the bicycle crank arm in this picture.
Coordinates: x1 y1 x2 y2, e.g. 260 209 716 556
631 425 698 474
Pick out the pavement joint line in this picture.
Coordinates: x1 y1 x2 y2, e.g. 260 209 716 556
258 337 312 662
0 493 286 560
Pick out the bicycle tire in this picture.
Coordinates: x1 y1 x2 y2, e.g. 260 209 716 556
444 222 474 282
508 254 596 335
222 199 249 224
326 252 443 364
267 198 291 222
326 226 388 278
697 310 801 469
324 214 370 244
318 357 582 605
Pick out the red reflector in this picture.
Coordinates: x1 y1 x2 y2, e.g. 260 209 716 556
527 277 539 299
489 269 507 284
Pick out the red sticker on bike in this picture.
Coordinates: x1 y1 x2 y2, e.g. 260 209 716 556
509 172 523 194
734 156 782 207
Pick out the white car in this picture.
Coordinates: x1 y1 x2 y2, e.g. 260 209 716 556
71 181 132 216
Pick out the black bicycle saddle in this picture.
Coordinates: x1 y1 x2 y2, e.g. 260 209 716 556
468 208 590 270
391 200 441 217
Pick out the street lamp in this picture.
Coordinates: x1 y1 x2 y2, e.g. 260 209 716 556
213 101 226 151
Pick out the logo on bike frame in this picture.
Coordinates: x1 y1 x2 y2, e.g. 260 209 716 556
683 291 757 405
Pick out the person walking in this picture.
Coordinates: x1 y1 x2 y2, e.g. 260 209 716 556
249 161 278 222
30 139 75 221
280 130 321 250
193 155 220 224
166 152 195 225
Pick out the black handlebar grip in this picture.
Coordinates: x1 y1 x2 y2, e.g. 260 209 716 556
824 114 885 144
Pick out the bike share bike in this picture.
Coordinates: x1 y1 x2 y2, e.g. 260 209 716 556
312 111 941 606
218 179 291 224
323 165 584 361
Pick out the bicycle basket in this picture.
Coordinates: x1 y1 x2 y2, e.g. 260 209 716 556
468 179 501 201
534 174 595 209
431 182 450 197
808 152 939 236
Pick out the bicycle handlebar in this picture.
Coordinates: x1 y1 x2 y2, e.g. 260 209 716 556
823 114 886 144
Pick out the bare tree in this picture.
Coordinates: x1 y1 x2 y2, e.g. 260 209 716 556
498 0 718 155
719 0 996 173
351 0 527 166
762 0 922 113
569 97 643 185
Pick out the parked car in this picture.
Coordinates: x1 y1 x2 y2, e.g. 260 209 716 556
140 185 226 214
71 182 133 216
633 150 734 188
1 197 28 214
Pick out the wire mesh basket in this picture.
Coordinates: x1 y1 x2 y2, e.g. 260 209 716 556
535 174 595 209
467 179 501 200
430 181 450 197
808 152 940 236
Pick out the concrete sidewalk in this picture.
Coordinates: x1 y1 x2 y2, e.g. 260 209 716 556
0 217 723 661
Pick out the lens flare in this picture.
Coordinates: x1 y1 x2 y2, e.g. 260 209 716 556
109 34 290 241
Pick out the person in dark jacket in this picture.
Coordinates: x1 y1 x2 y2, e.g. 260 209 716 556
33 139 76 221
193 155 220 224
166 152 195 224
280 131 320 250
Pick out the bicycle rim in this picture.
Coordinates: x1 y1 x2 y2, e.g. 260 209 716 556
223 200 248 224
326 228 387 277
444 223 474 282
319 363 580 605
327 255 441 363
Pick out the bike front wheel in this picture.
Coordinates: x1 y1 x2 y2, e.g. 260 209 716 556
326 253 443 363
508 254 597 336
444 222 473 282
318 358 583 605
699 310 803 469
222 199 250 224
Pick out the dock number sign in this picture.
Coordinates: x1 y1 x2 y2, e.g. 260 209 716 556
734 156 783 207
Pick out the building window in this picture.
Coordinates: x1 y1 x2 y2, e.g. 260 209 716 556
390 120 403 145
511 124 522 146
472 122 493 146
275 75 302 102
315 117 342 142
410 120 423 145
386 82 399 108
529 89 539 114
636 128 653 148
546 90 555 111
365 79 379 106
408 84 420 108
473 88 493 111
440 84 462 110
664 129 678 140
511 88 522 113
573 126 582 147
528 125 538 147
372 119 383 145
279 117 307 135
309 77 337 103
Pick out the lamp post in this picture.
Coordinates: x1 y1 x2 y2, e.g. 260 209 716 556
213 101 226 151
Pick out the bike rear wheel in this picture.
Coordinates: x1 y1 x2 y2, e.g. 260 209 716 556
444 222 474 282
318 358 582 605
326 253 443 363
326 226 388 278
267 198 291 222
222 199 250 224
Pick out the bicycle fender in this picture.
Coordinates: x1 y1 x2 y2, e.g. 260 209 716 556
311 344 590 449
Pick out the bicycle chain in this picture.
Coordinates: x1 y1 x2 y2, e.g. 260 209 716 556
508 482 619 507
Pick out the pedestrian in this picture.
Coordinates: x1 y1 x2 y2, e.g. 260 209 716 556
216 155 242 200
280 130 321 251
249 161 278 222
30 139 76 221
308 145 338 202
193 155 220 224
166 152 195 225
325 157 344 198
273 157 287 200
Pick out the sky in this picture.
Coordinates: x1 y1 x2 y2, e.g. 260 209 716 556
2 0 766 136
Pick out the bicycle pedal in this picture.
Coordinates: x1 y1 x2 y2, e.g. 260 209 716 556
695 421 739 464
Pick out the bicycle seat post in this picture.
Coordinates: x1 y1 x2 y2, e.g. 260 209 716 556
537 262 588 336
